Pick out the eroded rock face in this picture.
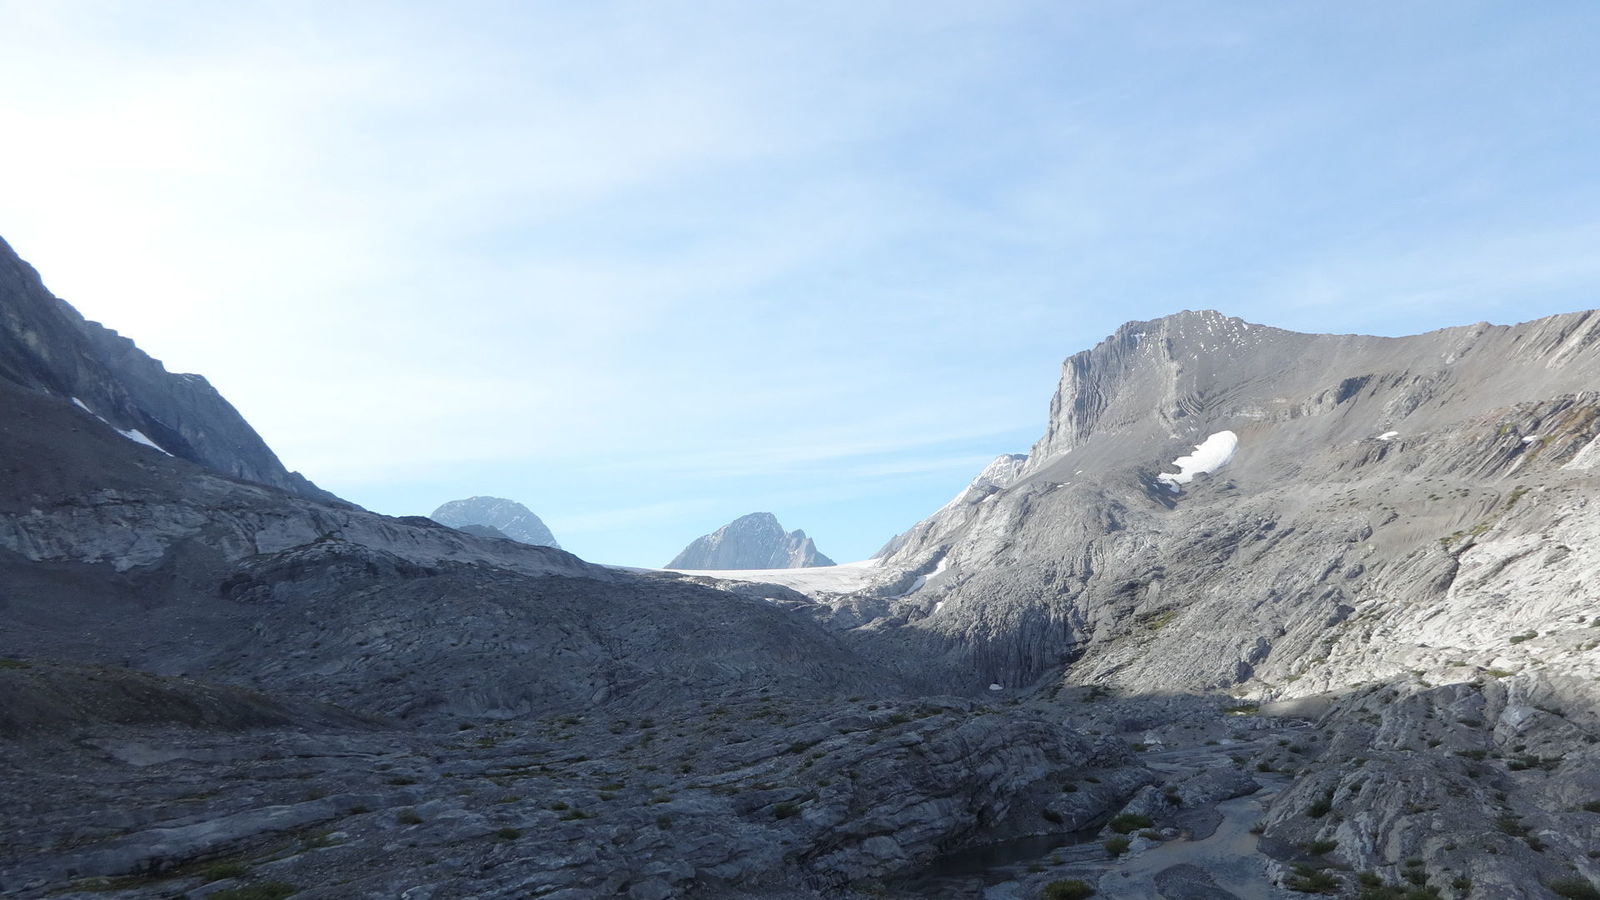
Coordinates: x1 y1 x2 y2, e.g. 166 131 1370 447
431 496 560 548
667 512 835 570
834 310 1600 698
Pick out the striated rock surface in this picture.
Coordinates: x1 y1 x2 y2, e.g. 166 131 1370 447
431 496 560 548
667 512 835 570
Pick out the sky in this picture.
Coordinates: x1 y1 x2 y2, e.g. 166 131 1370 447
3 2 1600 566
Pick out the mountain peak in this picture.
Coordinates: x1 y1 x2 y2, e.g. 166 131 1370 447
666 512 834 570
430 496 560 548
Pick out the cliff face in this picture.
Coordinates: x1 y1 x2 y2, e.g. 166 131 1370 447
850 309 1600 696
0 236 338 503
430 496 560 548
666 512 835 569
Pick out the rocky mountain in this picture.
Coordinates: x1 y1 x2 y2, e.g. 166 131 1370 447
0 236 338 503
430 496 560 548
5 235 1600 900
731 308 1600 897
666 511 835 569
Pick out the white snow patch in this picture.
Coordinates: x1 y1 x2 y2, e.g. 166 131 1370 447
988 683 1003 692
659 558 881 594
933 600 945 614
118 428 171 455
1521 435 1540 444
70 397 172 455
1157 431 1238 490
1378 431 1399 442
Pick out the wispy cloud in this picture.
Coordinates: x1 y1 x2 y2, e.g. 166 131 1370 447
4 1 1600 563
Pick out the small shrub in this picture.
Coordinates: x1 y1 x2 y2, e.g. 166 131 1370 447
1041 880 1095 899
1494 815 1527 836
1103 836 1130 857
0 658 31 669
208 884 297 900
1108 813 1154 834
1285 863 1339 893
1549 879 1600 900
396 809 423 825
773 802 800 819
1307 790 1335 819
1304 839 1338 855
202 862 250 882
495 827 520 840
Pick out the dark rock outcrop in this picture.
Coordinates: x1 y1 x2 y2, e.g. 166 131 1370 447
0 235 339 503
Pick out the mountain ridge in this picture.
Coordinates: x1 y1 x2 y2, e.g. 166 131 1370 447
0 235 339 503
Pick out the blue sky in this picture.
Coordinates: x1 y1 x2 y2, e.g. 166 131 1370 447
3 1 1599 565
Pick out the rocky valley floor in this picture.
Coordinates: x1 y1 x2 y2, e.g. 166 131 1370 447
8 660 1595 899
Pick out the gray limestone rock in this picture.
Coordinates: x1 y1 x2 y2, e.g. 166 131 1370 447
430 496 560 548
667 512 835 570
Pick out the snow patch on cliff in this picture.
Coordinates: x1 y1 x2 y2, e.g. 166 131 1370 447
1157 431 1238 490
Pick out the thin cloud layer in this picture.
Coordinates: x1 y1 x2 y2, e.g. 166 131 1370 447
3 2 1598 564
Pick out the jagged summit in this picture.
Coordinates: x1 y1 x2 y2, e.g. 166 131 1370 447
666 512 835 569
430 496 560 548
1022 307 1600 481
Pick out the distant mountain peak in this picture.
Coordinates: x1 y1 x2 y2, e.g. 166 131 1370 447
666 512 834 570
430 496 560 548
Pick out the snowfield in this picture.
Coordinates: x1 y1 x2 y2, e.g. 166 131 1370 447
1157 430 1238 490
658 558 882 593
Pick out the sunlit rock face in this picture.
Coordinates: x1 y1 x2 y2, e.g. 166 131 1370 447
666 511 835 569
431 496 560 548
